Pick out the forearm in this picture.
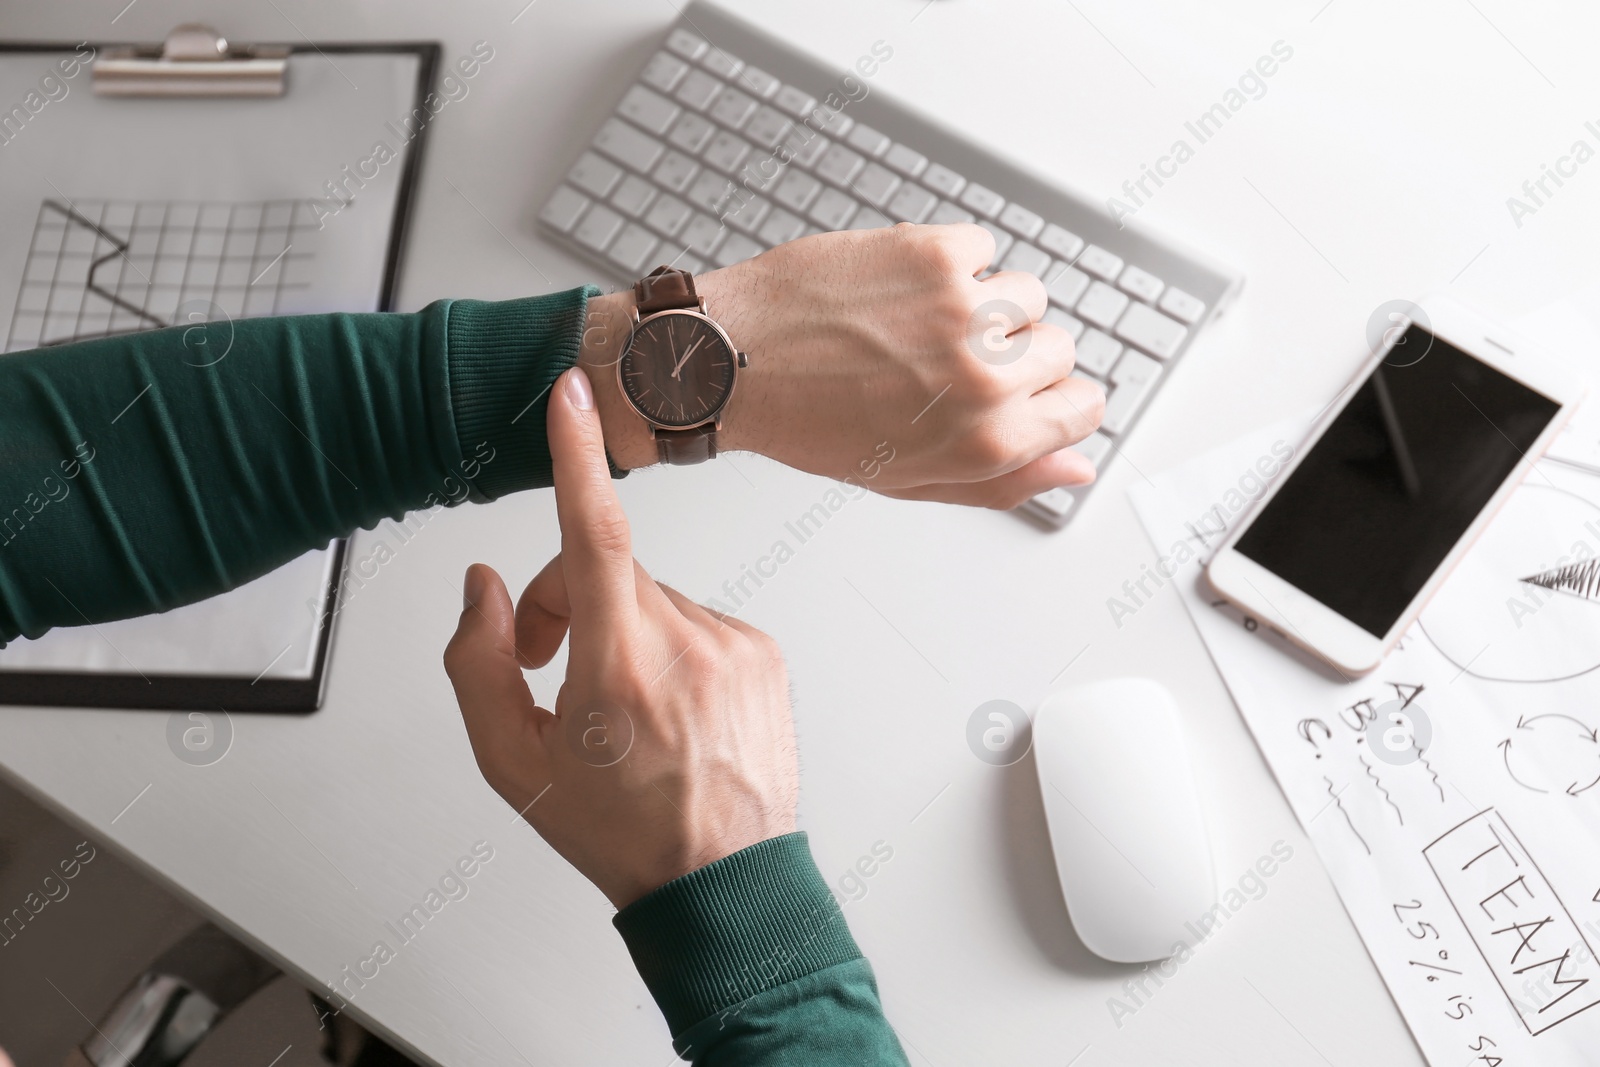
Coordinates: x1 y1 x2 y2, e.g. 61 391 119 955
614 833 909 1066
0 287 597 643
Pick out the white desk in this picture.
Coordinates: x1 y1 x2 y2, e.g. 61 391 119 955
4 0 1596 1063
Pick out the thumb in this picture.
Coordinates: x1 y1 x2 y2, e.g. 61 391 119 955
444 564 549 781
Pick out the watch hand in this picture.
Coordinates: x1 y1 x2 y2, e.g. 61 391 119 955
670 335 706 379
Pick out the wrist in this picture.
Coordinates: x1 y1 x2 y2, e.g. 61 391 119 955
580 289 657 471
693 263 772 458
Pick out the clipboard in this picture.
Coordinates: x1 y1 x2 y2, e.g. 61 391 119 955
0 27 441 712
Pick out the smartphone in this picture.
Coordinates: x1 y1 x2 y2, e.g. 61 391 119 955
1206 296 1584 675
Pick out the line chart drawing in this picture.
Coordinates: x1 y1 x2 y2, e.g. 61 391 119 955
5 198 317 352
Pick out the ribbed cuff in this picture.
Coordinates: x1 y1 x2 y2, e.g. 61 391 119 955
613 832 863 1037
443 285 613 499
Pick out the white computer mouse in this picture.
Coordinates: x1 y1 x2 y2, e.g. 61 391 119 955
1033 677 1215 963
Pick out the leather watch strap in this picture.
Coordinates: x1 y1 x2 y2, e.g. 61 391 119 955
655 424 717 465
634 266 699 315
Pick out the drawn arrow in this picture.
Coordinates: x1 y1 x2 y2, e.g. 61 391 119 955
1516 713 1600 742
1569 773 1600 797
1498 738 1549 794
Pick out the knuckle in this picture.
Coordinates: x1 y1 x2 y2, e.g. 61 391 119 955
961 420 1015 472
584 511 632 558
441 629 470 678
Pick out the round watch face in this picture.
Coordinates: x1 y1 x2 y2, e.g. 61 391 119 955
620 311 738 428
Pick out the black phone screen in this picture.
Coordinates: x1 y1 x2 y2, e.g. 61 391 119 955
1234 325 1561 637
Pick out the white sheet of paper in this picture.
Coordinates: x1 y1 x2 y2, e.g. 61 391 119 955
0 50 419 681
1129 414 1600 1066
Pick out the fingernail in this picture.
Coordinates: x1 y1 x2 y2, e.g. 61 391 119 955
564 368 594 411
463 565 485 610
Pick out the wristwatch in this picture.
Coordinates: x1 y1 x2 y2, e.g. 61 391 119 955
617 266 747 465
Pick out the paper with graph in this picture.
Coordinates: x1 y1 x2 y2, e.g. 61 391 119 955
0 49 424 688
1130 422 1600 1067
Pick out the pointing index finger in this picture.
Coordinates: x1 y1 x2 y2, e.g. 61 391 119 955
547 367 640 660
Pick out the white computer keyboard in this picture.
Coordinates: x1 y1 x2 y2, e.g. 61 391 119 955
538 2 1242 527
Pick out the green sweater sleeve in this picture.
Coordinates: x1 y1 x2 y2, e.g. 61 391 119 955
0 287 601 644
614 832 909 1066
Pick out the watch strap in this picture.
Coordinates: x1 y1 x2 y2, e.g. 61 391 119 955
634 266 699 315
656 424 717 466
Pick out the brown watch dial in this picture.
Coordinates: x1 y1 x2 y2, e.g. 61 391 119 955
619 310 738 429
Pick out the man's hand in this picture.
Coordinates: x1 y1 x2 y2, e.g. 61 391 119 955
444 368 798 909
582 223 1105 510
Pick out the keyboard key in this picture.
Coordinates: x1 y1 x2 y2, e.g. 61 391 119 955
687 171 735 213
652 150 700 194
607 222 659 272
618 85 680 135
846 124 891 156
1029 488 1076 521
668 112 716 153
787 130 830 168
773 170 824 212
680 213 725 256
641 51 690 93
594 118 664 172
809 104 853 138
759 207 805 245
1044 262 1090 307
715 231 764 267
886 182 937 223
1000 241 1050 277
701 49 743 79
675 69 722 110
644 194 692 236
978 220 1013 266
1101 350 1163 435
816 143 866 186
703 131 753 174
611 174 657 216
849 205 893 229
999 203 1044 239
923 163 965 197
568 151 623 197
538 185 589 233
710 87 758 129
928 200 975 225
724 194 771 234
1118 265 1164 303
1073 431 1113 468
738 66 780 98
1042 305 1084 339
1074 328 1122 376
574 203 625 252
959 182 1004 218
774 85 817 118
1076 281 1129 330
1115 301 1188 360
854 163 901 207
736 157 783 192
1159 286 1206 324
808 187 859 229
665 29 708 61
884 143 928 178
1039 223 1085 261
744 106 793 149
1078 244 1124 281
673 253 707 275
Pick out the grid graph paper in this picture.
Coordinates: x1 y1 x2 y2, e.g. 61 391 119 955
5 198 318 352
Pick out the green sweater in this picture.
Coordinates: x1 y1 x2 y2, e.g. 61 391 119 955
0 288 907 1065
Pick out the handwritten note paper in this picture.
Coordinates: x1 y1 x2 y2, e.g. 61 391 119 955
1130 424 1600 1067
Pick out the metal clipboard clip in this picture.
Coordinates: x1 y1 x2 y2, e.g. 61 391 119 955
93 24 288 97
